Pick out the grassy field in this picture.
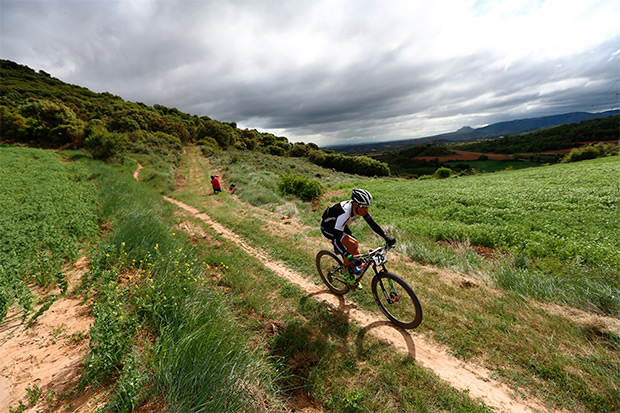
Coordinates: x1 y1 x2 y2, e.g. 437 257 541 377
445 159 540 172
200 148 619 412
207 150 619 314
362 156 620 315
1 146 289 411
3 144 619 412
370 157 619 266
0 146 99 322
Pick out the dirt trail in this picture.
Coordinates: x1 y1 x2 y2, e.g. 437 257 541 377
135 148 547 412
133 159 143 180
163 195 547 413
0 257 106 412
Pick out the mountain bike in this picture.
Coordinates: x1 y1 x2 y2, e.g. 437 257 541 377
315 243 422 329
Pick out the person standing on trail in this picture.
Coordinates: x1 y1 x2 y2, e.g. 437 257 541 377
320 189 396 274
211 175 222 194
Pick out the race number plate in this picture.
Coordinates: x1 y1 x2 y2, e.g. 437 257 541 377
372 251 387 266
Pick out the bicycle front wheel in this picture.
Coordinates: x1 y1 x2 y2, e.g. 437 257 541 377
371 272 422 329
316 250 350 295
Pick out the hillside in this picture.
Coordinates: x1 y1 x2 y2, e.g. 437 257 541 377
0 59 390 178
2 143 619 412
1 59 619 412
457 114 620 153
327 109 620 154
372 114 619 177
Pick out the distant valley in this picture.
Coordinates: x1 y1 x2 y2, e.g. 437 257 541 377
326 109 620 155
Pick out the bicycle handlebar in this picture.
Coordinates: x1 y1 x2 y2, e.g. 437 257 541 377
363 242 393 258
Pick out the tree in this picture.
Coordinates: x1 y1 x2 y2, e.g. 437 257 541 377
198 120 237 148
16 99 83 145
83 120 128 162
288 142 309 157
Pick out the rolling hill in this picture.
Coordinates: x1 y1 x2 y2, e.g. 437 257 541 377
328 109 620 154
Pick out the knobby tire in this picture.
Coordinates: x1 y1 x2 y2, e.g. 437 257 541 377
371 272 422 329
316 250 350 295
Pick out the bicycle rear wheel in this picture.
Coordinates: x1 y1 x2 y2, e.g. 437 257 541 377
371 272 422 329
316 250 350 295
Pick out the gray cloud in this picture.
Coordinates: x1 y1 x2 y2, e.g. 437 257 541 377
1 0 618 147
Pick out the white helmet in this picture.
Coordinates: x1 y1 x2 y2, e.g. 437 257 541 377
351 188 372 206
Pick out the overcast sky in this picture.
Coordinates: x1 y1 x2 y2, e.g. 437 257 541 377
1 0 619 147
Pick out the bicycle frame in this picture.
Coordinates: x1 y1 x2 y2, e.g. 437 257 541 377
317 243 422 328
358 246 404 305
351 245 390 285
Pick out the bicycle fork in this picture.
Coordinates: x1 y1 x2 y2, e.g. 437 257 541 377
379 276 399 304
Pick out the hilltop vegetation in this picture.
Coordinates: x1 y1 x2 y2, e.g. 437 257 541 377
458 115 619 154
0 59 389 178
375 115 619 177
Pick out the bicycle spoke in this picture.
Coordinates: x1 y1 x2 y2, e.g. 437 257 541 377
316 250 349 295
372 272 422 329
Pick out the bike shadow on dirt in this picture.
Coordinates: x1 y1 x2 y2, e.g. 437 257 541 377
307 289 416 359
356 321 416 359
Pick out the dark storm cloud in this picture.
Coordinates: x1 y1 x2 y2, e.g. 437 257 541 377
1 0 618 146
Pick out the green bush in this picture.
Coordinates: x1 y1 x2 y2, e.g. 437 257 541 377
434 167 452 179
278 173 324 202
0 105 28 141
197 120 237 148
307 150 391 176
84 120 128 161
265 145 286 156
561 142 619 163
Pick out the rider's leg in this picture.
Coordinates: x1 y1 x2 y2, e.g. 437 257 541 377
341 234 360 267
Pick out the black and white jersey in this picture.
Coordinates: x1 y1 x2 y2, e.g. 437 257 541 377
321 200 387 254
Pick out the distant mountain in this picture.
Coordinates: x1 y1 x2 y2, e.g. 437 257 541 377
326 110 620 153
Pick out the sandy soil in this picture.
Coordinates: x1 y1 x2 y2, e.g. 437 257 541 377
0 257 107 412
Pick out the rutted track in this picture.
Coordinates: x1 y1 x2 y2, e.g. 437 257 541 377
131 150 547 412
162 195 546 413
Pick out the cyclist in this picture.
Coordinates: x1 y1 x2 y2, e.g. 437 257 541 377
321 189 396 275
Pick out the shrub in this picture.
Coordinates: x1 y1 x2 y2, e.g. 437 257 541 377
264 145 286 156
434 167 452 179
288 142 309 157
11 100 84 145
308 149 326 165
561 142 619 163
197 136 219 149
84 120 128 161
278 173 324 202
307 149 391 176
197 120 237 148
0 105 28 141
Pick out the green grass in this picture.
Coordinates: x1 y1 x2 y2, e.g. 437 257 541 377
76 157 287 411
0 146 99 321
6 144 620 412
367 157 619 266
188 147 620 411
355 156 620 314
207 148 374 209
2 146 287 411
